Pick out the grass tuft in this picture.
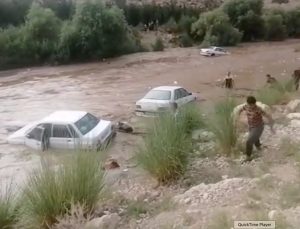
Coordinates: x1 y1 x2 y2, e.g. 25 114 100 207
18 152 105 229
177 104 205 134
0 182 17 229
209 97 237 156
256 80 295 106
136 113 191 184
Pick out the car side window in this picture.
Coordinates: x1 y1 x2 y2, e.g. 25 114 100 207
38 123 52 137
174 89 181 100
179 88 189 97
68 125 79 138
52 125 71 138
27 127 44 141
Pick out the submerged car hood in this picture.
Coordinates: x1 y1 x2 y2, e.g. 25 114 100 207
7 121 39 144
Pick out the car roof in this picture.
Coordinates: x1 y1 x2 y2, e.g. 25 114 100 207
151 86 182 91
41 110 87 124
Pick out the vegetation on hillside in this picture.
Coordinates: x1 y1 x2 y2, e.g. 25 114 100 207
0 0 300 69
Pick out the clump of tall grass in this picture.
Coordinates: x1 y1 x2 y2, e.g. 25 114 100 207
256 87 286 106
0 182 17 229
256 79 295 106
209 97 237 156
18 152 105 229
177 104 205 134
136 113 191 184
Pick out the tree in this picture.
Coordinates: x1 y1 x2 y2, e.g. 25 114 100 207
264 12 287 41
222 0 265 41
178 15 197 34
286 8 300 37
40 0 75 20
0 0 33 27
59 0 140 60
191 10 242 46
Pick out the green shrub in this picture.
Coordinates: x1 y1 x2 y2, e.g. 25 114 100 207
192 10 242 46
136 114 191 184
256 87 286 106
178 15 197 34
58 0 139 61
179 33 194 47
263 12 287 41
152 37 165 51
0 0 33 27
209 97 237 156
23 3 61 61
18 152 105 228
40 0 75 20
177 104 205 134
0 183 17 229
164 17 178 33
256 80 294 106
286 8 300 37
222 0 265 41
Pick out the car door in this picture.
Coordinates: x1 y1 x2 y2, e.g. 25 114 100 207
25 126 45 150
174 88 185 107
180 88 195 104
50 124 76 149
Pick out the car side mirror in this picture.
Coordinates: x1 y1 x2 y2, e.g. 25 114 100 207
189 92 192 95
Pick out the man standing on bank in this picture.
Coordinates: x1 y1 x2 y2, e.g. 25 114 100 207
236 96 275 163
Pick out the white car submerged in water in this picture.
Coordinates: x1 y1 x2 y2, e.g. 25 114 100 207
200 46 229 57
7 111 116 151
135 86 197 116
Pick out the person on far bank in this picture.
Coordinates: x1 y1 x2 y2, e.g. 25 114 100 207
235 96 275 163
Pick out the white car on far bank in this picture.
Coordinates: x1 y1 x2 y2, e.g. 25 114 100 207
200 46 229 57
7 111 116 151
135 86 197 116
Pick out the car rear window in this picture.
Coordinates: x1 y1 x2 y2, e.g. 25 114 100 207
144 90 171 100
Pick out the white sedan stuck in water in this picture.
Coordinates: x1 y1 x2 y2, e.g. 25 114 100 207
135 86 197 116
7 111 116 151
200 46 229 57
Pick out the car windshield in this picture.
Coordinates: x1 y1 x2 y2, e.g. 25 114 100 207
75 113 99 135
144 90 171 100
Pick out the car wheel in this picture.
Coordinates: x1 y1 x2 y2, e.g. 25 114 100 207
211 53 215 57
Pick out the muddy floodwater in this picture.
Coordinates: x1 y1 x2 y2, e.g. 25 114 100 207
1 40 300 191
